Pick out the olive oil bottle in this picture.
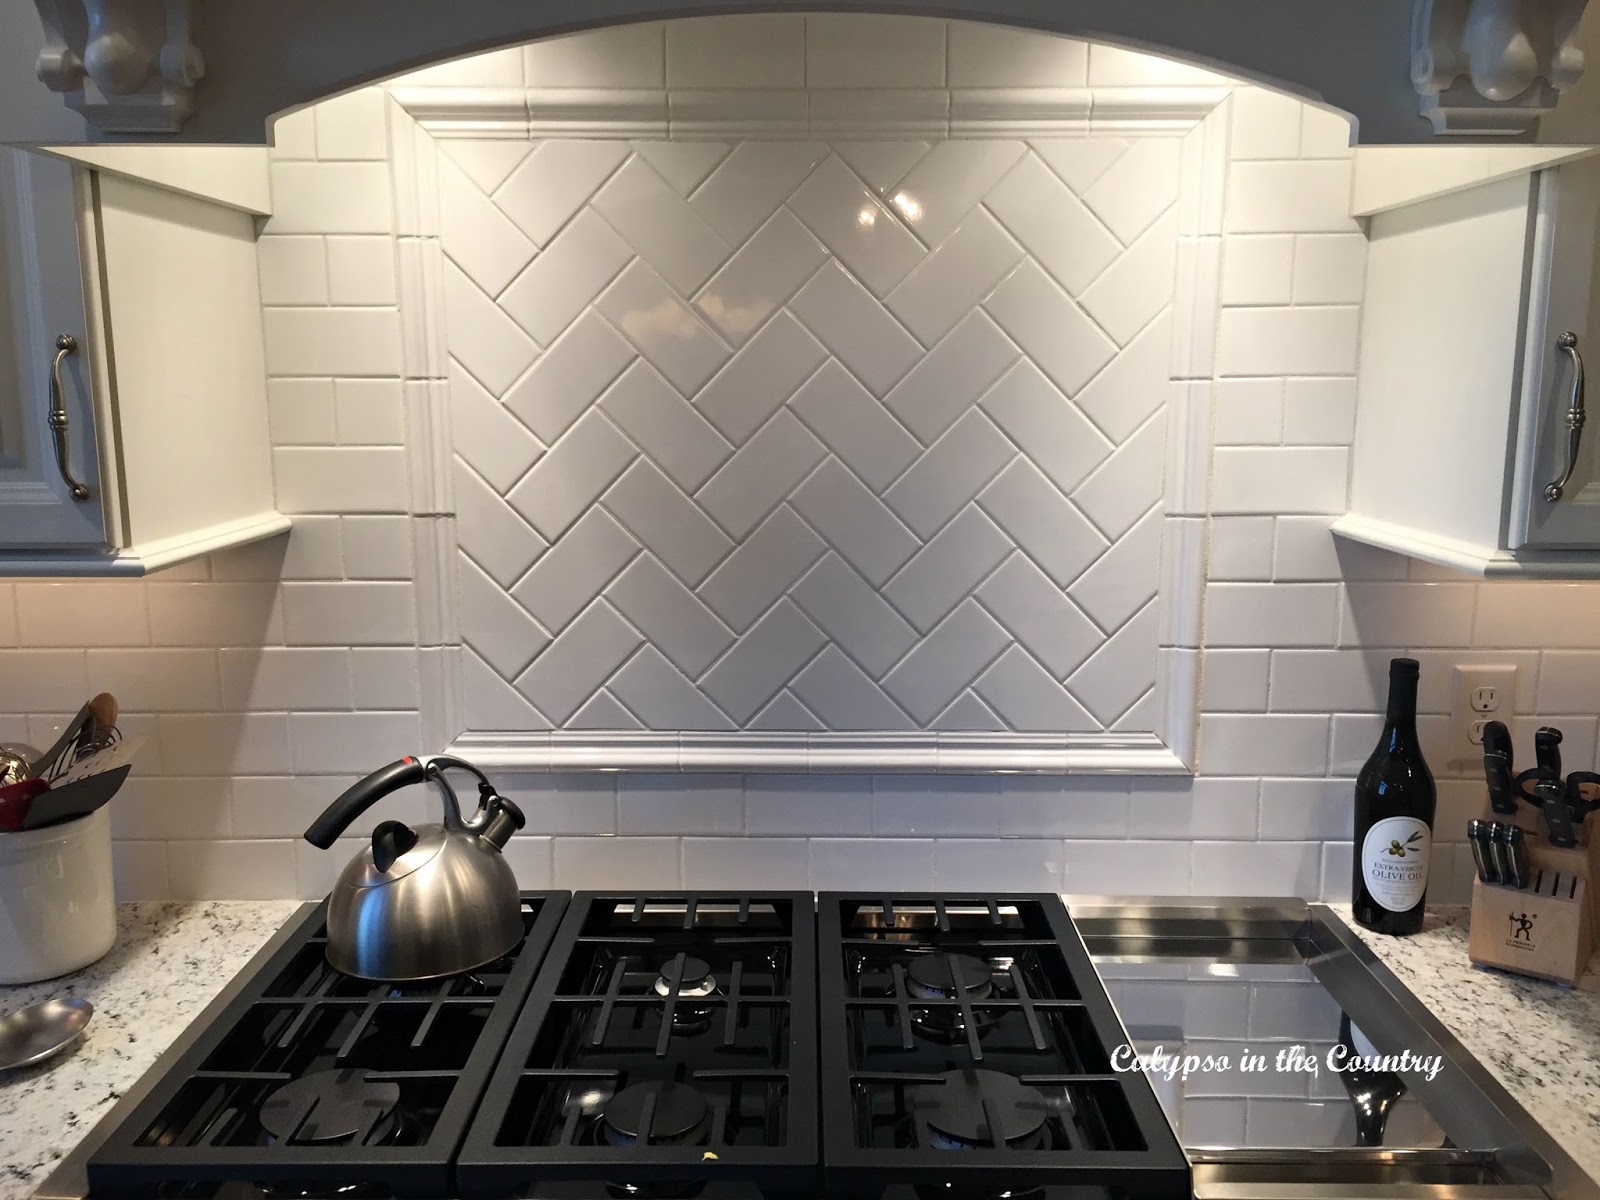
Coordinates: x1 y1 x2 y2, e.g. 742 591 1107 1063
1352 658 1436 935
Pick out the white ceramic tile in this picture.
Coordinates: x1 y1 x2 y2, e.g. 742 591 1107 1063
681 838 810 889
1194 839 1322 896
1229 87 1303 159
461 556 551 679
504 310 635 444
554 836 683 889
350 648 423 710
1224 160 1359 234
313 87 388 160
883 310 1018 443
1339 583 1476 648
831 141 931 193
605 555 733 677
790 553 917 679
694 208 826 345
1301 104 1355 158
1205 582 1340 647
335 379 405 446
1066 600 1158 724
13 582 148 646
1291 234 1367 304
882 600 1010 724
886 410 1015 540
808 838 935 890
934 839 1065 891
698 600 826 722
984 260 1115 397
1209 516 1276 580
787 261 921 396
1217 306 1360 376
442 265 538 395
281 582 416 645
1268 650 1387 713
688 141 826 245
889 140 1025 247
1198 715 1331 776
787 359 920 492
598 361 733 492
1282 377 1358 445
1211 446 1350 515
513 508 641 633
883 506 1012 633
525 23 666 87
698 506 827 631
1075 313 1171 445
592 155 729 295
215 646 348 711
266 163 391 234
289 712 419 774
786 155 925 299
262 307 403 377
1068 505 1161 631
1071 415 1164 541
597 260 732 394
609 647 735 730
695 311 827 443
791 646 914 730
634 142 732 197
273 446 409 515
436 140 532 193
983 151 1120 297
804 14 946 88
497 774 617 835
1080 211 1178 345
156 713 291 776
1273 516 1409 582
668 89 807 138
603 458 733 585
111 841 169 901
982 457 1109 588
665 15 806 88
1476 584 1600 649
809 90 950 140
267 107 316 159
0 649 88 712
1086 43 1229 86
494 140 629 247
1081 138 1181 245
1537 651 1600 713
168 840 298 900
449 361 545 494
499 208 633 346
326 236 397 306
507 410 637 541
885 207 1023 345
948 22 1087 87
145 583 283 648
1060 839 1192 895
979 554 1103 678
454 460 548 588
256 236 328 306
515 600 642 724
745 776 872 836
462 648 551 731
979 361 1109 495
697 411 826 540
266 378 337 446
1201 649 1271 712
1220 234 1294 305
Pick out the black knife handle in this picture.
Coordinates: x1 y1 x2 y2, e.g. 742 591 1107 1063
1481 720 1517 815
1535 726 1563 783
1535 778 1577 848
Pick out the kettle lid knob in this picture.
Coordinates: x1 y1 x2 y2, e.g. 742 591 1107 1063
371 820 419 873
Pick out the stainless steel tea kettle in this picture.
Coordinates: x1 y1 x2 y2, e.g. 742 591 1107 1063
304 754 525 981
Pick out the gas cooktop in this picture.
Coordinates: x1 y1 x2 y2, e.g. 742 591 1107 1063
61 891 1185 1200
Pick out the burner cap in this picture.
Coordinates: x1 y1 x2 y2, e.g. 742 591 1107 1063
259 1068 401 1145
916 1070 1048 1149
653 956 715 998
907 953 994 1000
601 1081 710 1146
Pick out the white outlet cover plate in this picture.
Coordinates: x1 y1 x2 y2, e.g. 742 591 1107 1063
1446 663 1517 774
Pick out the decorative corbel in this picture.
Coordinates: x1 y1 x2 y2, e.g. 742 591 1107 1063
32 0 204 134
1412 0 1587 135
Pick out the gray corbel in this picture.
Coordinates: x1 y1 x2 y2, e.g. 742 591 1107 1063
32 0 204 134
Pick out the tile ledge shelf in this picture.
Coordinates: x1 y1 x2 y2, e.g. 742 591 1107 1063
447 731 1192 774
384 85 1230 140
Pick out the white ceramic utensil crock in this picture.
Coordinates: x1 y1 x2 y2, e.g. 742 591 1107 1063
0 804 116 984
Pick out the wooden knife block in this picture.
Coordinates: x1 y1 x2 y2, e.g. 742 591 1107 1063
1467 796 1600 986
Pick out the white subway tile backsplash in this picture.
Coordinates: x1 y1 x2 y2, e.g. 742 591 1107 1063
87 649 220 712
1061 839 1192 895
281 582 417 645
1201 649 1270 711
744 776 872 836
997 777 1130 838
289 712 421 773
1537 651 1600 713
273 447 410 513
619 774 745 834
312 88 389 161
1476 584 1600 649
555 836 684 889
1228 88 1302 159
0 650 89 712
326 236 399 306
1223 160 1358 234
1291 234 1366 304
169 839 298 900
809 837 936 890
871 775 1002 836
1216 306 1360 376
267 162 392 234
220 647 351 711
257 237 329 305
1340 583 1476 648
109 777 231 840
525 24 666 88
1128 778 1259 840
264 308 403 377
1208 516 1275 580
934 839 1064 890
112 841 169 901
806 15 946 89
682 837 810 889
158 714 292 776
1206 583 1340 647
1194 839 1321 895
1199 714 1330 775
1273 517 1408 582
341 515 413 577
1257 778 1353 840
15 582 150 646
948 22 1086 88
1212 447 1349 515
1269 650 1385 712
1220 234 1293 305
666 15 806 89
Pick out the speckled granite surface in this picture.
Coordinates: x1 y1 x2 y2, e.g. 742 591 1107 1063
1342 904 1600 1188
0 902 302 1200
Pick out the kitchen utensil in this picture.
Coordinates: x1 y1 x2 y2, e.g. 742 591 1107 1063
1337 1013 1407 1147
304 754 526 982
0 774 50 832
1487 821 1516 883
1535 725 1564 784
0 805 116 983
1467 819 1498 883
1482 721 1518 815
0 742 39 787
0 997 93 1071
1564 770 1600 835
1498 824 1530 889
20 764 130 830
1530 777 1578 848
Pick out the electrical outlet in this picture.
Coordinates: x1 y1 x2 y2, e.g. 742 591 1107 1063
1446 664 1517 773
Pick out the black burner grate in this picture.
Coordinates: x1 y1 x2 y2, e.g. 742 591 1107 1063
818 894 1189 1200
86 893 569 1199
456 891 818 1199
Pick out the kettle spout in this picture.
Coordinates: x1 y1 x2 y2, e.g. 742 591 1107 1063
479 791 525 850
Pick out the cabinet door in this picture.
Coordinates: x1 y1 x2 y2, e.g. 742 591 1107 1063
0 147 107 548
1513 156 1600 551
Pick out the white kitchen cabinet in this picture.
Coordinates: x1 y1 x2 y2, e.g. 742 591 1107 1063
0 146 285 575
1336 152 1600 576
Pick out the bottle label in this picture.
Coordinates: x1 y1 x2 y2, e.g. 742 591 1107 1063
1361 816 1430 912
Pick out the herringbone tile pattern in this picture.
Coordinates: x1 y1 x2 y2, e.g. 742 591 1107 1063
441 136 1177 733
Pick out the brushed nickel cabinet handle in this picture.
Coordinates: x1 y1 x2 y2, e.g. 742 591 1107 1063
46 333 91 502
1544 330 1587 503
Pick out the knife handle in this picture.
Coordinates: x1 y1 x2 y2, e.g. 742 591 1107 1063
1535 778 1577 848
1468 820 1499 883
1535 726 1564 783
1499 823 1530 889
1481 720 1517 814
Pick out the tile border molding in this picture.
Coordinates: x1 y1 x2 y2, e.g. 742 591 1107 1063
386 86 1229 774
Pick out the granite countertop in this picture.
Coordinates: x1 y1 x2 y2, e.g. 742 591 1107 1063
1342 905 1600 1189
0 902 302 1200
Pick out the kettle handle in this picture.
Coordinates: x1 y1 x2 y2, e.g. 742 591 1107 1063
304 757 427 848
